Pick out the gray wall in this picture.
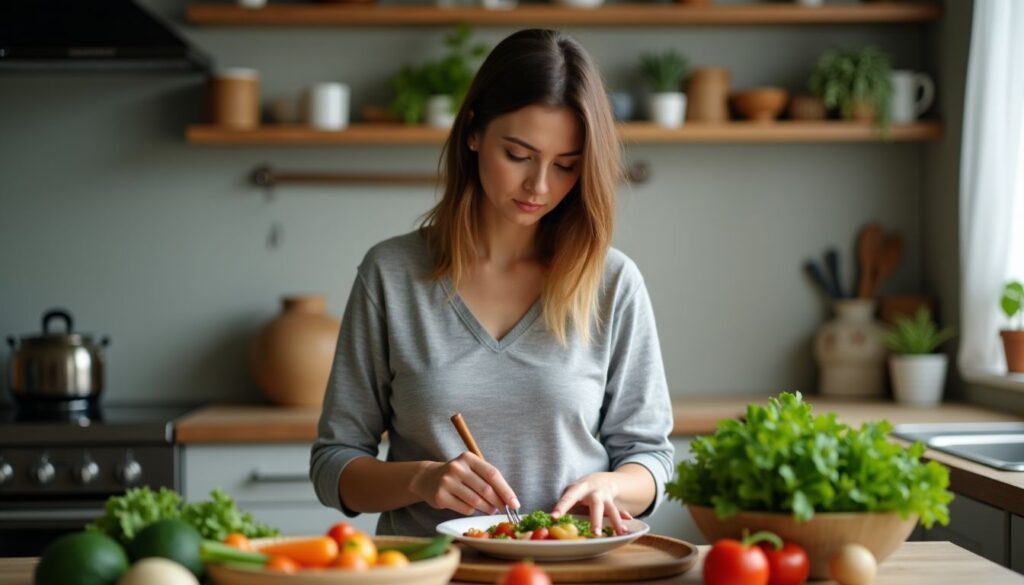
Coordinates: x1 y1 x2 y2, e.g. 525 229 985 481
0 1 963 406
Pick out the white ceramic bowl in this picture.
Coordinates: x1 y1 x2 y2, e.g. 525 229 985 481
436 514 649 561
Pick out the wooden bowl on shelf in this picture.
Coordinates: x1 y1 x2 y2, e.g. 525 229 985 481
688 505 918 579
731 87 790 122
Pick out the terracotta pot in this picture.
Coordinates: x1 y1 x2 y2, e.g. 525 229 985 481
688 505 918 579
850 99 876 123
251 295 341 407
813 299 886 398
1001 330 1024 373
686 67 730 122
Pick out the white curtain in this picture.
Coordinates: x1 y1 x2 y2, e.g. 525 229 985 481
959 0 1024 376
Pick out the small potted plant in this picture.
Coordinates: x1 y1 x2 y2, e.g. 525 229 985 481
882 307 955 406
808 46 893 129
1001 280 1024 373
639 50 690 128
389 25 487 128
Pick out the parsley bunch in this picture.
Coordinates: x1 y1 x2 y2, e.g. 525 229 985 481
666 392 953 528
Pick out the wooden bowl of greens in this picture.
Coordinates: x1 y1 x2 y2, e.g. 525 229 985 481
667 392 953 579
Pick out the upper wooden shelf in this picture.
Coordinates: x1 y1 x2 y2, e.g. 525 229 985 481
186 121 943 145
185 3 943 27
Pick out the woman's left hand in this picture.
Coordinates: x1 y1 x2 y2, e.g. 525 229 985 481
550 472 632 536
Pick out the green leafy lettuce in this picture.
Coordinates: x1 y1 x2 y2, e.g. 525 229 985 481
88 487 279 544
665 392 953 528
512 510 612 538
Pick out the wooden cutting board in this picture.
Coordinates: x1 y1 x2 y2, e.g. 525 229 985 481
453 534 699 583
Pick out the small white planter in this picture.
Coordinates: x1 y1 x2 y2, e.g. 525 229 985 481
889 354 948 406
648 92 687 128
426 95 457 129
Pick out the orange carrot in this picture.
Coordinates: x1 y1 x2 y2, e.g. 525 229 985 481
265 555 300 573
223 532 253 551
258 536 338 567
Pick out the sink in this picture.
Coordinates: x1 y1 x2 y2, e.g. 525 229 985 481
891 422 1024 472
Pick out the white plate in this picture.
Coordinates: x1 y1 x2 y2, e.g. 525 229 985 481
436 514 650 561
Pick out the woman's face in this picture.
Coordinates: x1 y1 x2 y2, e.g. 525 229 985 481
470 105 583 229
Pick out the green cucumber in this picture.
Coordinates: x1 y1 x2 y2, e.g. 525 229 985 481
199 540 269 566
407 535 453 561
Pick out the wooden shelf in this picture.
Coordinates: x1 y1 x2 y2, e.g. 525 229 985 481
186 3 942 27
187 121 943 145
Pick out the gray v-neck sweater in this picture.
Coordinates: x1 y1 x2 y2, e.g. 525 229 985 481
310 230 674 536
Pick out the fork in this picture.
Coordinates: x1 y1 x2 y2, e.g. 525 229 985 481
450 412 522 525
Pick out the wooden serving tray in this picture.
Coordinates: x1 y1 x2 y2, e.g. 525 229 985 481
453 534 699 583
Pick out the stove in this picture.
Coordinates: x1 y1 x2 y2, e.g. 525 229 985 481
0 404 191 556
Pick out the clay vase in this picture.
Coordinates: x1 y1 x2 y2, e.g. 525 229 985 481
251 295 341 407
850 99 877 123
813 299 886 398
686 67 730 122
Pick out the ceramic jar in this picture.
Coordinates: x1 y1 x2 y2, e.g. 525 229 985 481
813 299 886 398
251 295 340 407
686 67 730 122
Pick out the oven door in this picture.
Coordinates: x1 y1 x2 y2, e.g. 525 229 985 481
0 499 107 557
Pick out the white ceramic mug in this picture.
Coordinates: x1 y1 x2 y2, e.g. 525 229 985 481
889 70 934 124
308 83 350 131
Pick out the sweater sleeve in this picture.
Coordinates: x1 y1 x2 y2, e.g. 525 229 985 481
599 278 675 518
310 269 392 516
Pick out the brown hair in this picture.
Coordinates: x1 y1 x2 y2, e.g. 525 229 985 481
421 28 620 345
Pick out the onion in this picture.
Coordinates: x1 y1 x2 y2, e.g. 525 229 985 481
828 544 877 585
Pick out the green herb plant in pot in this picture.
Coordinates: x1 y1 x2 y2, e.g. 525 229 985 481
1001 280 1024 372
389 24 488 128
639 49 690 128
666 392 953 579
882 307 955 406
808 46 893 130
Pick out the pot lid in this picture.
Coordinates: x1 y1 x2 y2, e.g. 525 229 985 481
13 309 103 348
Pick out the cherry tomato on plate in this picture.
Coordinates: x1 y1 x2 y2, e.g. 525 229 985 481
703 530 782 585
757 541 809 585
530 527 550 540
496 561 552 585
493 522 517 538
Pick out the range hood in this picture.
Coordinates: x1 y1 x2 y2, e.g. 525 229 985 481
0 0 210 72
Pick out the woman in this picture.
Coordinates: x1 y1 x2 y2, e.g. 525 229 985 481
311 28 674 537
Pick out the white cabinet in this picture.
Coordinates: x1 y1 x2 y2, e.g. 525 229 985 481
644 436 704 544
1012 514 1024 574
182 443 385 536
919 492 1009 566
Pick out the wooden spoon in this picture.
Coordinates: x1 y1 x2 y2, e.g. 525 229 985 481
873 234 904 297
856 223 883 298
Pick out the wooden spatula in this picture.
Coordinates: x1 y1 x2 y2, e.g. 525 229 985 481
872 234 903 297
857 224 884 298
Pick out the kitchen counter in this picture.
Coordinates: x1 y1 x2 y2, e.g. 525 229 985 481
3 542 1022 584
175 396 1024 515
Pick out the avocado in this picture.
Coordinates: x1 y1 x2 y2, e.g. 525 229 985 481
35 531 129 585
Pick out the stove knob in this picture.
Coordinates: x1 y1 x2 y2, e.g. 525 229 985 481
74 458 100 485
31 457 55 486
0 460 12 486
116 458 142 486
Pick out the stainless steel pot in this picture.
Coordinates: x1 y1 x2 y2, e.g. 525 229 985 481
6 309 109 401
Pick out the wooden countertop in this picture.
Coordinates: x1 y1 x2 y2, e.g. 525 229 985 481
176 396 1023 443
3 542 1022 584
175 396 1024 515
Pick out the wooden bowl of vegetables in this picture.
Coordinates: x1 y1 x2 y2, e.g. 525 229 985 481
667 392 953 579
203 533 459 585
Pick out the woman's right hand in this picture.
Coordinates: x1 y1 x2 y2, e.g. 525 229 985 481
411 452 521 516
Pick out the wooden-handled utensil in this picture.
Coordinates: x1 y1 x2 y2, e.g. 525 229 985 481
872 234 903 297
450 413 522 524
857 223 884 298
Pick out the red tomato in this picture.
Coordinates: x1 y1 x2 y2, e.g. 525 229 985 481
757 542 810 585
493 522 517 538
530 527 550 541
326 522 359 548
703 532 775 585
496 561 552 585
